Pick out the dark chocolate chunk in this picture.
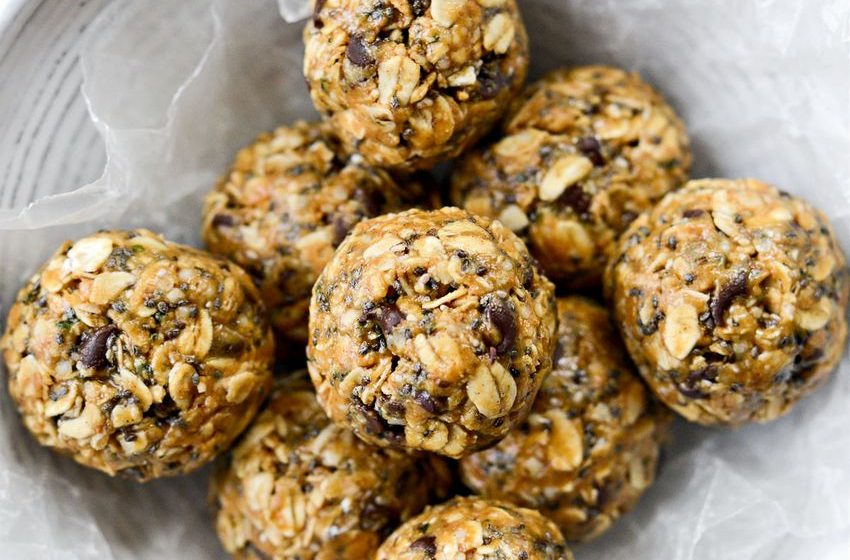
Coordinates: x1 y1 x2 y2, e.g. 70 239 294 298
354 397 405 444
478 57 507 99
355 399 387 435
368 302 404 335
682 209 705 218
312 0 326 28
557 185 591 215
79 325 120 369
482 297 517 355
709 270 748 326
410 535 437 556
576 136 604 166
413 390 446 414
346 35 375 67
211 213 234 227
411 0 431 17
676 367 717 400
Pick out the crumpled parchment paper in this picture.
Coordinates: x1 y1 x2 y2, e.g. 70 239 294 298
0 0 847 558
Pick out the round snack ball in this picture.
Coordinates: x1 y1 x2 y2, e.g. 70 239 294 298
451 65 691 288
203 121 415 343
307 207 557 458
460 297 670 542
0 230 274 480
606 179 849 425
211 373 453 560
375 496 573 560
303 0 529 170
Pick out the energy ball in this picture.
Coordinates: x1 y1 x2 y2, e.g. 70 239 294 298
211 373 453 560
303 0 529 170
375 496 573 560
461 297 670 542
0 230 274 480
308 207 557 457
606 179 849 425
203 121 413 343
451 66 691 288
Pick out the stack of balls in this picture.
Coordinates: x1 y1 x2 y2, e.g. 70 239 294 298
1 1 847 558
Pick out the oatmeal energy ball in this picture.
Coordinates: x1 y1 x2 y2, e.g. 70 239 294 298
461 297 670 542
304 0 529 169
376 496 573 560
451 65 691 288
1 230 274 480
606 179 849 426
203 121 414 343
308 207 557 457
211 374 452 560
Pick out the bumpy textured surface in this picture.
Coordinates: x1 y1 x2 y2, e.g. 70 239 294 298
307 207 557 457
203 121 414 343
451 66 691 288
0 230 274 480
461 297 670 542
210 373 452 560
375 496 573 560
606 179 849 425
303 0 529 170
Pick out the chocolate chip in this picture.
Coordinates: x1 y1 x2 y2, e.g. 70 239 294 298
312 0 326 28
709 270 748 326
676 367 717 400
478 57 507 99
683 209 705 218
557 185 591 215
576 136 604 166
355 399 386 435
211 214 234 227
482 297 517 355
151 397 181 422
79 325 120 369
413 390 445 414
411 0 430 17
596 482 613 508
410 535 437 556
368 302 404 335
383 399 406 417
346 34 374 67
